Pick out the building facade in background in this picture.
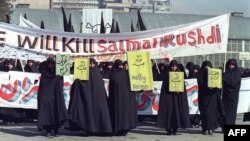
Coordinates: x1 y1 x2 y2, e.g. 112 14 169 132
132 0 171 13
105 0 132 12
10 0 172 13
11 0 51 9
52 0 99 10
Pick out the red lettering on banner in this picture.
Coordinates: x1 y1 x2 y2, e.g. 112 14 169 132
176 34 187 46
197 29 205 44
126 40 141 51
98 39 107 53
207 26 215 44
108 41 118 52
215 24 221 43
187 31 196 46
164 34 175 47
142 40 151 49
119 40 125 52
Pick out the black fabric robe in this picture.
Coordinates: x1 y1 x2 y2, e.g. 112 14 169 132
67 67 112 133
197 61 221 131
157 62 190 130
108 65 137 134
222 59 241 125
37 63 68 130
24 64 39 73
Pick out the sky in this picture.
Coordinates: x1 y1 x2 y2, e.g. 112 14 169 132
172 0 250 17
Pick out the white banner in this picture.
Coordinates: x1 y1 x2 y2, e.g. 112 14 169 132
82 9 112 34
2 71 248 115
0 71 73 109
0 14 229 61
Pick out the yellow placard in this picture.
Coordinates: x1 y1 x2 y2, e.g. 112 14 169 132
169 72 184 92
127 51 153 91
208 68 222 88
74 58 89 80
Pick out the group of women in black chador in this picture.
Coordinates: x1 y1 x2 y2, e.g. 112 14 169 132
154 59 242 135
0 57 246 137
36 57 137 138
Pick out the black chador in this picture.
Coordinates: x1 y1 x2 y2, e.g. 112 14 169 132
37 57 68 137
197 61 222 135
108 59 137 136
222 59 241 125
67 58 112 134
157 60 190 135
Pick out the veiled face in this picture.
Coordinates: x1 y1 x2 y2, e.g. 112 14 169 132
229 64 235 70
27 61 33 67
7 63 13 70
89 62 95 68
123 64 128 70
118 65 123 69
205 65 210 69
170 65 177 71
47 62 54 70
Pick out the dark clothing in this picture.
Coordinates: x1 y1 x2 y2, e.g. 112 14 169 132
37 62 68 131
109 66 137 134
67 67 112 133
102 69 112 79
197 61 221 131
24 64 39 73
222 59 241 125
157 61 190 131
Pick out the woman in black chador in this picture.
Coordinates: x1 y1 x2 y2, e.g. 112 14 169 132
37 57 68 138
157 60 190 135
108 59 137 136
222 59 241 125
67 58 112 135
197 61 222 135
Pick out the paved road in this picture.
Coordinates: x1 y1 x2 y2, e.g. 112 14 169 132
0 114 249 141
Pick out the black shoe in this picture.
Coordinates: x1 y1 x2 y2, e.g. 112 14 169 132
166 130 172 135
122 131 128 136
208 130 213 135
46 133 53 138
53 129 59 137
203 130 208 135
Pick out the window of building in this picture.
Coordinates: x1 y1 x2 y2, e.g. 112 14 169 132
16 4 30 8
245 40 250 52
229 40 242 52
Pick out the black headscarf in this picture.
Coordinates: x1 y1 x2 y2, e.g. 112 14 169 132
178 63 187 79
225 59 238 71
198 60 213 88
40 57 56 77
168 60 179 71
89 58 97 66
113 59 123 71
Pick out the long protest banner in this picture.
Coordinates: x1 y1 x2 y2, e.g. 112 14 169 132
0 14 229 61
1 71 250 115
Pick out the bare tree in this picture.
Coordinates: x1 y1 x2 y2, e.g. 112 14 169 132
0 0 12 22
